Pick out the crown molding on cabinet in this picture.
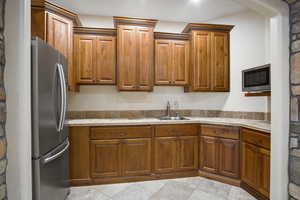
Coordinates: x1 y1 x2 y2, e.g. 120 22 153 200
182 23 234 33
73 27 117 36
31 0 82 26
113 16 158 28
154 32 190 40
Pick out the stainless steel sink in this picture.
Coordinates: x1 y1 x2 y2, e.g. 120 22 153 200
158 116 190 120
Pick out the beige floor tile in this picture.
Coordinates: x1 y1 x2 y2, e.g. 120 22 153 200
111 184 153 200
149 180 195 200
171 177 203 189
90 182 135 197
134 180 167 195
67 177 257 200
188 189 225 200
67 186 112 200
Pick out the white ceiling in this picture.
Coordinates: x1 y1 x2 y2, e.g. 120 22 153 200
49 0 249 23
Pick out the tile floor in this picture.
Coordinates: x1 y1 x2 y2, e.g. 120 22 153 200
66 177 256 200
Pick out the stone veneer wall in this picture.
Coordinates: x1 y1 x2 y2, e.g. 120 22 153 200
0 0 6 199
285 0 300 199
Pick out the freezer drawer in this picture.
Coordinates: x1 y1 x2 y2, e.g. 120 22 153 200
32 139 70 200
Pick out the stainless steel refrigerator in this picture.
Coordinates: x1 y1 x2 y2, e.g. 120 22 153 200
31 37 70 200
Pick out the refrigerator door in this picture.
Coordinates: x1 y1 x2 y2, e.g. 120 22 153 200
32 38 64 158
33 139 70 200
58 54 69 143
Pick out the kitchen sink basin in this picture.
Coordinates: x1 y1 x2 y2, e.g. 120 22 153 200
158 116 190 120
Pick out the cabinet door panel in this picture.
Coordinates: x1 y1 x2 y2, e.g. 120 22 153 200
155 40 172 85
178 136 198 171
117 26 137 90
46 12 75 90
258 148 270 198
90 140 122 178
154 137 177 173
192 31 211 91
172 41 189 85
211 32 229 91
241 142 259 188
74 34 95 83
136 27 154 91
122 138 152 176
95 36 116 84
219 138 240 178
200 136 219 173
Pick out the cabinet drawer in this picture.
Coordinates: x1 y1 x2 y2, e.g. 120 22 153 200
90 126 153 140
201 125 239 139
242 128 270 150
155 124 198 137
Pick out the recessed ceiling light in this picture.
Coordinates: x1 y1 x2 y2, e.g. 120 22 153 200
189 0 202 4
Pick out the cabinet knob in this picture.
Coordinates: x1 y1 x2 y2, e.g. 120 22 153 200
119 133 126 137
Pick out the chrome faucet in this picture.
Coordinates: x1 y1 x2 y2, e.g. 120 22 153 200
166 101 171 117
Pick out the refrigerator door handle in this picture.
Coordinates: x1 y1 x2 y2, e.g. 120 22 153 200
58 63 67 132
57 64 65 132
42 140 70 164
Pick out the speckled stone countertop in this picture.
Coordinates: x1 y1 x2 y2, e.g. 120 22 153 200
66 117 271 133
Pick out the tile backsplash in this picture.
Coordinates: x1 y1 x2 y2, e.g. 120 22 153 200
69 110 270 121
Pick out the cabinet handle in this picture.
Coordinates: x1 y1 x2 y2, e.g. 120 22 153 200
119 133 126 137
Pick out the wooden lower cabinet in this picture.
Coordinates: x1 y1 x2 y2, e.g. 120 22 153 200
122 138 152 176
200 136 219 174
178 136 199 171
257 148 270 197
154 137 177 173
241 143 258 188
90 140 122 178
241 128 270 199
70 124 270 197
90 138 152 178
154 136 198 173
219 138 240 179
200 136 240 179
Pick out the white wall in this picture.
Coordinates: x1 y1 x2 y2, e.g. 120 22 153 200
5 0 32 199
70 10 269 112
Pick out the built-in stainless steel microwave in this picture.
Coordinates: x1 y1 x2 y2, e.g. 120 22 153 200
242 64 271 92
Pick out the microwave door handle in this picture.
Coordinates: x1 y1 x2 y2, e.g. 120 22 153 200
59 64 67 131
57 64 65 132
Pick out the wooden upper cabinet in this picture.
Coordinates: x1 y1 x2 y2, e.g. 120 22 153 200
211 32 229 91
136 27 154 91
155 40 172 85
172 41 189 85
183 23 233 92
190 31 211 91
73 27 117 85
154 33 190 86
74 34 95 84
95 36 116 84
117 25 138 90
31 0 81 92
114 17 157 91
